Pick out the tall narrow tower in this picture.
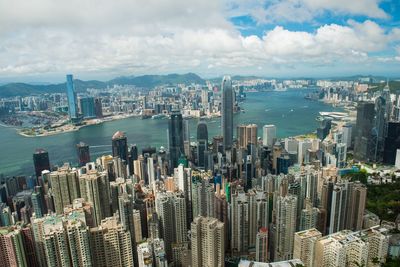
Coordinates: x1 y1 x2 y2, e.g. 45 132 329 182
168 110 184 169
66 74 78 120
221 76 233 151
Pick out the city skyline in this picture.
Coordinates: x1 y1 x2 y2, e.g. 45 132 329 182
0 0 400 83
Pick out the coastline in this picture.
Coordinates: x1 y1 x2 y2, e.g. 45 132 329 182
16 113 139 138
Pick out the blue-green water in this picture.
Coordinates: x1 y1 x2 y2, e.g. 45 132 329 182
0 89 338 176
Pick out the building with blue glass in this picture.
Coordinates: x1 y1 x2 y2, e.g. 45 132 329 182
66 74 78 121
80 97 96 119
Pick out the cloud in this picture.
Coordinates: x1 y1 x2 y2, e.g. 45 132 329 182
0 0 398 80
232 0 389 24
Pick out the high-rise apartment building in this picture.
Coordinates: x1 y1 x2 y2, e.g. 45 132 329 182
274 195 297 261
90 216 134 267
256 227 268 262
191 216 225 267
221 76 233 151
0 227 28 267
294 228 322 267
79 170 111 226
49 166 80 214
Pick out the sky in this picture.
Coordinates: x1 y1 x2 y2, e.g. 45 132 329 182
0 0 400 83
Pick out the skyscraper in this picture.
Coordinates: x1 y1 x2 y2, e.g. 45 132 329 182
274 195 297 261
354 102 375 162
197 121 208 168
191 216 225 267
112 131 128 162
33 148 50 177
294 228 322 267
221 76 233 151
79 97 96 119
168 110 184 169
0 227 28 267
237 124 258 149
263 124 277 147
66 74 78 121
76 142 90 166
256 227 269 263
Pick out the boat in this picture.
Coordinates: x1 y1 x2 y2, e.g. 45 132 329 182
151 114 168 119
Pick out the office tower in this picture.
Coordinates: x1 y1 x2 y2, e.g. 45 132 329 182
112 131 128 162
49 166 80 214
137 242 153 267
221 75 233 151
263 124 277 147
316 118 332 141
191 216 225 267
298 140 312 165
345 181 367 231
373 86 392 162
79 171 110 226
293 228 322 267
342 124 352 148
94 98 103 118
65 212 92 267
0 227 28 267
274 195 297 261
43 216 70 267
383 122 400 165
256 227 268 262
66 74 78 120
90 216 134 267
201 89 209 106
237 124 258 149
354 102 375 162
169 110 184 169
33 148 50 177
76 142 90 166
396 149 400 169
277 154 291 174
79 97 96 119
183 120 191 158
197 121 208 168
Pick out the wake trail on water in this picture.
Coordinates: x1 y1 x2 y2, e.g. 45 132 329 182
90 145 112 148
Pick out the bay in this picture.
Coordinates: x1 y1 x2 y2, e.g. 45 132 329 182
0 89 338 176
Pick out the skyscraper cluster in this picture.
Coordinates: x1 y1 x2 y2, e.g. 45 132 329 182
1 76 397 267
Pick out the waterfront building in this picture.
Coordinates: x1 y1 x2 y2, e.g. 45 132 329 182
94 98 103 118
66 74 79 121
263 124 277 148
80 97 96 119
221 76 233 151
191 216 225 267
76 142 90 166
33 148 50 177
168 110 184 169
112 131 128 162
237 124 258 149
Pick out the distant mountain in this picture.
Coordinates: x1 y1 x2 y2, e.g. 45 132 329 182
0 73 205 97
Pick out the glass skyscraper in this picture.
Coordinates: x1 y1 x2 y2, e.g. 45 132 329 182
221 76 233 150
168 110 184 168
66 74 78 120
80 97 96 119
